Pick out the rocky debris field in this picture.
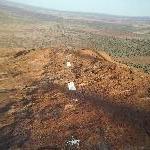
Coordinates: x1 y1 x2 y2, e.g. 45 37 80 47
0 48 150 149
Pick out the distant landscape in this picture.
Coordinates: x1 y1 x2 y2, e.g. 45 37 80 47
0 0 150 73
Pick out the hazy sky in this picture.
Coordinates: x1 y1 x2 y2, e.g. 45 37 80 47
8 0 150 17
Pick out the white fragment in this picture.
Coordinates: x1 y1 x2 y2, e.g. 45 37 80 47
66 136 80 146
73 98 78 102
67 62 71 67
68 82 76 91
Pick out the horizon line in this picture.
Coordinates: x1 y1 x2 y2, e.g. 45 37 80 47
5 0 150 18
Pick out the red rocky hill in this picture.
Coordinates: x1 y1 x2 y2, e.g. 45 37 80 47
0 48 150 149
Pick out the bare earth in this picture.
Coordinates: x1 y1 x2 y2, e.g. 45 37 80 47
0 48 150 149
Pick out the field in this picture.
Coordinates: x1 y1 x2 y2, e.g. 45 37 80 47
0 0 150 73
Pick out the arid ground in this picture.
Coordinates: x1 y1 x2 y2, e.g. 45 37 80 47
0 1 150 149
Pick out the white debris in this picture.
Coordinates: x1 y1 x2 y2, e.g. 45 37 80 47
68 82 76 91
67 62 71 67
73 98 78 102
66 136 80 146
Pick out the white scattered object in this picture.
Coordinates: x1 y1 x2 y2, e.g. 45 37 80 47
67 62 71 67
73 98 78 102
66 136 80 146
68 82 76 91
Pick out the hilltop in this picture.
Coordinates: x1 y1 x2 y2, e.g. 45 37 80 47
0 48 150 149
0 1 150 149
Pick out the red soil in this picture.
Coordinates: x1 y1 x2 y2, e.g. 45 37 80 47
0 48 150 149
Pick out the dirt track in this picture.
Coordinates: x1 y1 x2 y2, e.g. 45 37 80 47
0 48 150 149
